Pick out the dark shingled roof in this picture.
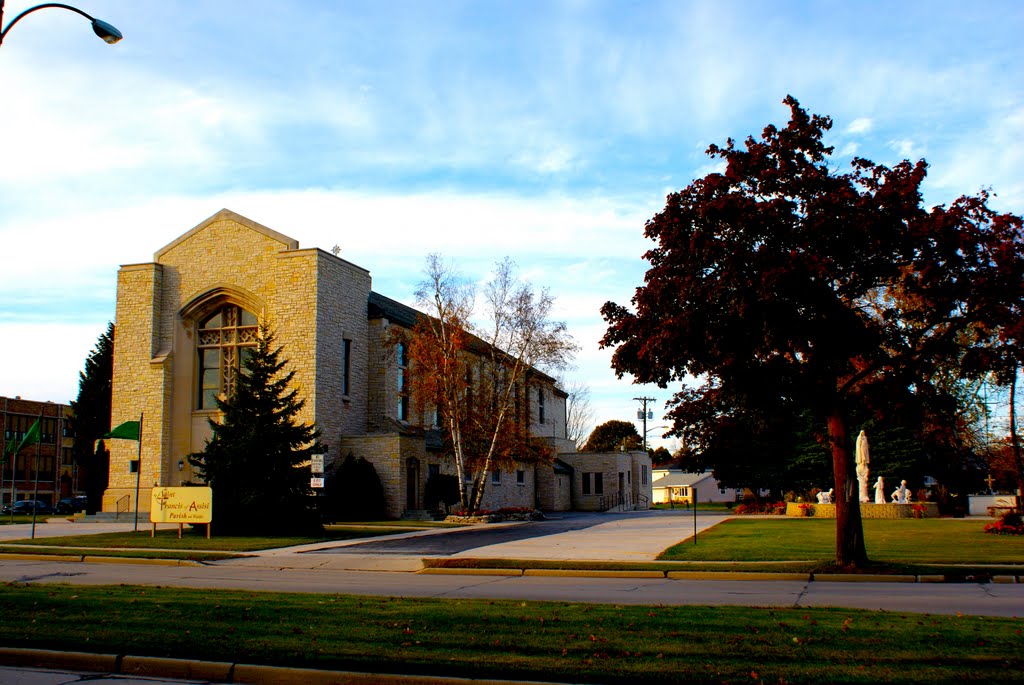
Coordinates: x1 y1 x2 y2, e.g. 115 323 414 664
368 291 421 328
366 291 559 385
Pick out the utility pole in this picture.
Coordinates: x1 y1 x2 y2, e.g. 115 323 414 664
633 397 656 451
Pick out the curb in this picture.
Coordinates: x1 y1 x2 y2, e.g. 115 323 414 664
523 569 665 579
417 567 1022 583
667 571 811 582
0 647 576 685
0 552 202 566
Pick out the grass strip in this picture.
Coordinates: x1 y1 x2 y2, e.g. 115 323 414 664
5 525 426 552
1 583 1021 684
659 518 1024 564
0 545 240 562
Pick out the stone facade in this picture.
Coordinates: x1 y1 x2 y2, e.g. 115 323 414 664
103 209 649 518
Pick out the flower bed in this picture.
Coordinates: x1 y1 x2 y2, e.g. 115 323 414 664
444 507 544 524
984 510 1024 535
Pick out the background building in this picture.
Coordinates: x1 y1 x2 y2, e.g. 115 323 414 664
1 396 77 507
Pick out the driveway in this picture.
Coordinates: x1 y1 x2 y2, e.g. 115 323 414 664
309 510 726 562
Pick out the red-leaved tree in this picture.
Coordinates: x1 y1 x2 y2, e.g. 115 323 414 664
601 96 1024 567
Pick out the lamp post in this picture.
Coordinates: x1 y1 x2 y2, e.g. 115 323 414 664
0 2 123 47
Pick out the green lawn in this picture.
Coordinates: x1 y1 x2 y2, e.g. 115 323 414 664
1 584 1021 684
2 524 430 554
659 518 1024 565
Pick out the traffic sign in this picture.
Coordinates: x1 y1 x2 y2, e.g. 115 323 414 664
311 477 325 489
310 454 325 474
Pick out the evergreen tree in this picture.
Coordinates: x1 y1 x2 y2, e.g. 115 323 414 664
67 323 114 514
189 323 321 535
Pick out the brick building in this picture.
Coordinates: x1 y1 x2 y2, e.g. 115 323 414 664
1 396 78 507
103 209 651 517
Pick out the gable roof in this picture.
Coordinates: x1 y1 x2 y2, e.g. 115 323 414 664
650 470 719 489
154 208 299 261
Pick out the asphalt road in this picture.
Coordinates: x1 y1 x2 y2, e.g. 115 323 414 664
2 556 1023 617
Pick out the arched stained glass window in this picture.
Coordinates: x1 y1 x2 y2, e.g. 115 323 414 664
196 305 258 409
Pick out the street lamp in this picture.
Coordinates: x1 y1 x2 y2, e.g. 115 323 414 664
0 2 123 47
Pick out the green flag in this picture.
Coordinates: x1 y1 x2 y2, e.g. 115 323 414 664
2 434 16 458
15 418 41 454
105 421 140 441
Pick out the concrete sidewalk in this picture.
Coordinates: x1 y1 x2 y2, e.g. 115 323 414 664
225 510 725 571
450 510 725 562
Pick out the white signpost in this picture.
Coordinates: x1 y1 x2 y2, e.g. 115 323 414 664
310 454 325 490
310 454 324 473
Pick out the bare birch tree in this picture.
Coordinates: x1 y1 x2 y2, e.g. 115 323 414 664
406 255 578 511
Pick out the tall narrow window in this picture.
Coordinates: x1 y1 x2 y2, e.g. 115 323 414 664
196 305 258 409
582 472 592 495
538 388 546 424
342 338 352 396
397 342 409 421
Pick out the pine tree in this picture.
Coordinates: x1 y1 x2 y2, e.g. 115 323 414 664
189 323 321 535
67 323 114 514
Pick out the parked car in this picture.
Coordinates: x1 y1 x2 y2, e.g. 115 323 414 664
55 495 88 514
1 500 53 516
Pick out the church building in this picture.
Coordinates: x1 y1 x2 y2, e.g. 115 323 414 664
102 209 651 518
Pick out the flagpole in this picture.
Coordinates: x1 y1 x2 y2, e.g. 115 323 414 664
133 412 143 532
31 411 42 539
7 444 14 523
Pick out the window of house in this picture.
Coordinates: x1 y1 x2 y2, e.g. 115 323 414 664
342 338 352 396
491 469 501 485
594 472 604 495
582 472 591 495
397 342 409 421
642 464 648 484
516 469 525 484
428 463 440 479
538 388 545 424
129 460 139 474
197 305 258 409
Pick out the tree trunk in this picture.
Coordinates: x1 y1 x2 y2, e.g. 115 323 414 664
828 409 868 568
1010 367 1024 512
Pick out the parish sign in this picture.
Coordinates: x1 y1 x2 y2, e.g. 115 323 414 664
150 487 213 524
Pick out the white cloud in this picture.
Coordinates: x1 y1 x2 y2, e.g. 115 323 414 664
846 118 873 135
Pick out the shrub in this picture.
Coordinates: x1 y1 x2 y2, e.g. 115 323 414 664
733 501 787 515
984 510 1024 535
424 473 461 512
324 453 387 521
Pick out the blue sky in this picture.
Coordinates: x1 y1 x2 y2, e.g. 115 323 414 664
1 1 1021 448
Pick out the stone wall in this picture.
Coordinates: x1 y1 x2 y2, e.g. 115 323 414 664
786 502 940 518
475 464 536 511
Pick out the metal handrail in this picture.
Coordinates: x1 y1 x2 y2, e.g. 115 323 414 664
115 495 130 519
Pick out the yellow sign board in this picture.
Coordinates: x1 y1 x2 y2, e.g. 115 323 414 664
149 487 213 524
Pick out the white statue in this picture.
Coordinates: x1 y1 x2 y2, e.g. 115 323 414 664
891 480 909 504
816 488 833 504
855 430 871 503
873 476 886 504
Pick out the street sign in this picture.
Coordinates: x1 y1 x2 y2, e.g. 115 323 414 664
311 477 325 489
310 454 325 473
